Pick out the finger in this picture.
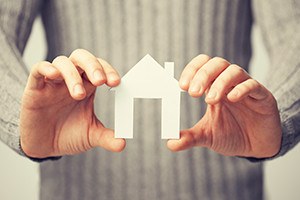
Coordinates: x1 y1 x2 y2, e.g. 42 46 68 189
69 49 107 86
179 54 211 91
52 56 86 100
97 58 121 87
91 127 126 152
28 61 61 90
167 128 210 151
188 57 231 97
167 130 196 151
227 79 268 102
205 64 249 104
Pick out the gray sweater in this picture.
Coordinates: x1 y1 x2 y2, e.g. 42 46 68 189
1 0 299 200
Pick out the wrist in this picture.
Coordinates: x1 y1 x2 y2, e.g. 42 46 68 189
19 137 62 162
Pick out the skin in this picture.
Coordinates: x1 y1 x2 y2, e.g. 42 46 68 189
167 54 282 158
20 49 126 158
20 50 282 159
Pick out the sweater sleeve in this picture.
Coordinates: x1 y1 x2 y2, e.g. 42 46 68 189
0 0 43 156
252 0 300 159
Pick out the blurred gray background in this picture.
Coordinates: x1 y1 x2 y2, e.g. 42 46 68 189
0 17 299 200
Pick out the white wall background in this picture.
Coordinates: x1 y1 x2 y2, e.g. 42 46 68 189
0 17 299 200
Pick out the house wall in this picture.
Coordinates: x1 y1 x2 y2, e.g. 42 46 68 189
161 92 180 139
115 93 134 138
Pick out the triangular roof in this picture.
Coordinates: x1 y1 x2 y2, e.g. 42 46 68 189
111 54 178 91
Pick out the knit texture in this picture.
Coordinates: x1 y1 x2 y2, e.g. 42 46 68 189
1 0 299 200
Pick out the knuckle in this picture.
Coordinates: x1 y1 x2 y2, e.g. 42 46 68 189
212 57 230 66
249 79 260 88
198 68 210 82
228 64 239 70
198 54 211 61
229 64 241 70
228 64 245 75
243 84 252 93
33 61 50 71
241 82 251 91
70 48 86 57
217 76 229 88
52 55 68 65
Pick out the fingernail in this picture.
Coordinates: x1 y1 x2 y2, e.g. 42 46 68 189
189 84 201 94
179 78 189 88
207 89 217 99
93 69 104 81
73 84 85 95
109 73 119 82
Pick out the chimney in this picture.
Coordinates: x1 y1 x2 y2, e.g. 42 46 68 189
164 62 174 77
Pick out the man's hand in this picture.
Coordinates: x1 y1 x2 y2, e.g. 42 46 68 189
20 49 125 158
167 55 282 158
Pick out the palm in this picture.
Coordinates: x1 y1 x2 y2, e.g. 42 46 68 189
21 80 100 157
192 95 281 157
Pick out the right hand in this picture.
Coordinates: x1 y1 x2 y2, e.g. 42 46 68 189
20 49 126 158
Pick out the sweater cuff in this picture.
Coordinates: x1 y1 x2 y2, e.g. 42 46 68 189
19 138 62 162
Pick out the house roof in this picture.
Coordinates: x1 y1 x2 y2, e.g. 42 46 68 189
111 54 180 93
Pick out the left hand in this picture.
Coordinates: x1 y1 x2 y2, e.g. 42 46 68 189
167 55 282 158
20 49 125 158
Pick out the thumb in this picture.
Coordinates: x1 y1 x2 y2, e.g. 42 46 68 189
90 119 126 152
167 124 210 152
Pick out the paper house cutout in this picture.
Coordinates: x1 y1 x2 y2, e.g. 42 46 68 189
111 54 182 139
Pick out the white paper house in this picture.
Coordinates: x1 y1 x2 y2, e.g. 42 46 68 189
111 54 181 139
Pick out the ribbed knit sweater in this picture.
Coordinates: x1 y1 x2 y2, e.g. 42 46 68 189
1 1 300 200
